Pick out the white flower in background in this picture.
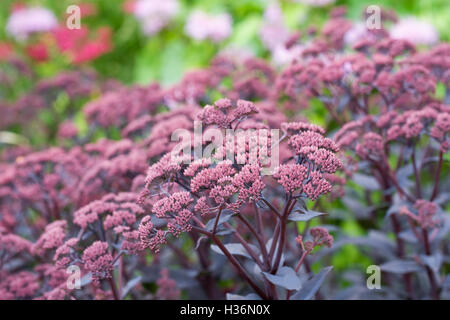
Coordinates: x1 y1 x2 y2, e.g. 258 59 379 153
272 44 303 67
344 22 370 46
185 10 232 43
220 46 255 63
259 1 302 67
6 7 58 41
294 0 335 7
133 0 179 36
390 17 439 46
260 1 290 51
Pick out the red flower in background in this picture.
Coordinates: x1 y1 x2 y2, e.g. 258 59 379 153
122 0 136 13
53 26 112 64
26 43 49 62
0 42 13 61
11 2 26 12
78 3 98 18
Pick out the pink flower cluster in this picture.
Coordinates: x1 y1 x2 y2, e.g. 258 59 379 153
82 241 114 285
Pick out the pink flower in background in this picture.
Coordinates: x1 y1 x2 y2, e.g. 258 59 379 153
156 269 180 300
309 227 334 248
260 1 302 66
6 7 58 41
295 0 335 6
260 1 290 51
57 120 78 139
32 220 67 256
133 0 179 36
185 10 232 43
391 17 439 46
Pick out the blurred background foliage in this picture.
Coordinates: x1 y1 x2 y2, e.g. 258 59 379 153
1 0 449 87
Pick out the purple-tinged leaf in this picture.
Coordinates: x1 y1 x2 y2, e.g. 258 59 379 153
121 276 142 299
211 243 260 259
290 266 333 300
288 210 327 222
380 260 422 274
226 293 261 300
262 267 301 290
352 173 380 190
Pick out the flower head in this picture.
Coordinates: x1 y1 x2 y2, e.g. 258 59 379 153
6 7 57 41
82 241 114 285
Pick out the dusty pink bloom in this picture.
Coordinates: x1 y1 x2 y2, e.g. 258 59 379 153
335 116 373 148
274 163 308 194
281 122 325 135
152 192 193 218
167 209 194 237
121 230 142 254
184 158 212 177
232 163 265 203
0 233 32 256
82 241 114 285
102 193 145 230
301 146 343 173
194 196 212 216
322 17 353 49
138 216 167 253
374 38 416 58
310 227 334 248
73 200 115 229
122 115 152 138
324 173 346 200
35 264 68 289
197 99 258 129
84 84 162 128
210 176 238 205
400 200 440 229
39 287 68 300
143 154 181 189
289 131 339 154
156 269 180 300
355 132 385 160
54 238 78 269
32 220 67 256
58 120 78 139
147 230 167 253
103 206 142 230
0 271 40 299
275 59 324 108
430 113 450 141
303 171 332 200
138 215 154 242
190 160 236 193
